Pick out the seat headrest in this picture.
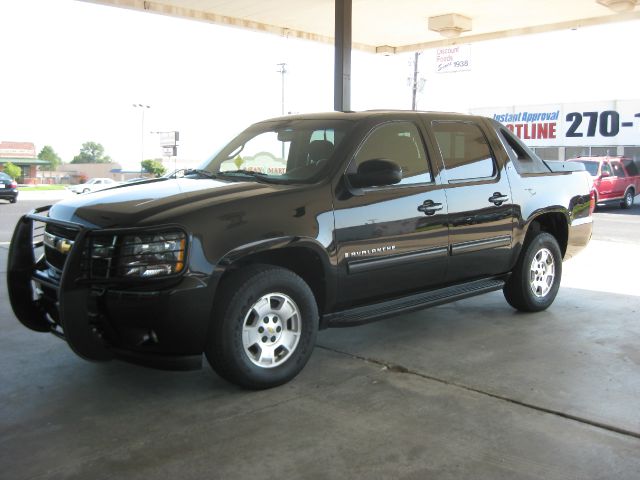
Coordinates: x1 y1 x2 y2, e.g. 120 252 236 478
308 140 334 162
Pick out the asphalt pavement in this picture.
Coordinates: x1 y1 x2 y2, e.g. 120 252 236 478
1 190 640 479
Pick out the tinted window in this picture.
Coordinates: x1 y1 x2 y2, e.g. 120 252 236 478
611 162 626 177
353 122 431 185
601 163 612 176
432 122 496 181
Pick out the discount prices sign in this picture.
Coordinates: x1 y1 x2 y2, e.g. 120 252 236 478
471 99 640 147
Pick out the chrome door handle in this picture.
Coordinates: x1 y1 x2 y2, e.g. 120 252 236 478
418 200 443 215
488 192 509 206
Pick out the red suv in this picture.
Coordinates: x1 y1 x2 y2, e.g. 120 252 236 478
568 156 639 209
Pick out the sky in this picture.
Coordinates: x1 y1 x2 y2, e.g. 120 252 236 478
1 0 639 170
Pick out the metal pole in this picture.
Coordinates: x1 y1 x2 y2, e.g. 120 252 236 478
277 63 287 116
133 104 150 174
411 52 420 111
334 0 352 112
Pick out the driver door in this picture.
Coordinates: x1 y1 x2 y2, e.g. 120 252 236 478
333 120 449 308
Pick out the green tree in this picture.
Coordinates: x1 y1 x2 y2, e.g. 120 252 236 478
71 141 112 164
141 159 166 177
3 162 21 179
38 145 62 172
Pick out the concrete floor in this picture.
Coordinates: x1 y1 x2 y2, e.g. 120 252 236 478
1 205 640 479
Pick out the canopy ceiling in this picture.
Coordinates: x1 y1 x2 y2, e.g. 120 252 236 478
81 0 640 53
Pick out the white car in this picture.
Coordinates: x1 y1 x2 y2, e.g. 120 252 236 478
69 178 119 194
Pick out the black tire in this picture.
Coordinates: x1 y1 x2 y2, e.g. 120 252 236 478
10 198 17 204
503 232 562 312
205 265 318 389
621 189 634 209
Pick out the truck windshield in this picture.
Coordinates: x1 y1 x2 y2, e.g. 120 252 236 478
199 119 354 184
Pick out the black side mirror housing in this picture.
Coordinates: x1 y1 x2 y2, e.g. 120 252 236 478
348 159 402 188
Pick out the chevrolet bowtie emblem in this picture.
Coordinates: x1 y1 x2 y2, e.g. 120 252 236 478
44 232 74 255
57 239 72 254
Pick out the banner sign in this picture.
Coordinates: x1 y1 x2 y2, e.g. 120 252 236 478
435 44 471 74
160 131 179 147
471 99 640 147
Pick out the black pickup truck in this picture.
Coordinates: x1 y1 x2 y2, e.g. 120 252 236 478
8 111 593 389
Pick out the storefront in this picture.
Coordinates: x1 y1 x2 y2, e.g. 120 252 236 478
471 99 640 161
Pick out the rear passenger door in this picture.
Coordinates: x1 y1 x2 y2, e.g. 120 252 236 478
610 160 628 199
429 120 515 282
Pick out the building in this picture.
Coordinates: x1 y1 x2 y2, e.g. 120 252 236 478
470 99 640 162
0 141 49 180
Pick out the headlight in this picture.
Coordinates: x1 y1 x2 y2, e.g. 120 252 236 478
89 230 187 279
119 231 187 278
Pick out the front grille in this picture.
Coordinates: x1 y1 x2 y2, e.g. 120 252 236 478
44 224 79 273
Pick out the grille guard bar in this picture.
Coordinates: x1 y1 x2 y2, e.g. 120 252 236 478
8 209 113 361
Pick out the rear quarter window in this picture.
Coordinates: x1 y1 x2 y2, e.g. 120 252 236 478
432 121 495 182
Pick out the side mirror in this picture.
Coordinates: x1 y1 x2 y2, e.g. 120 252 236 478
347 159 402 188
600 170 611 178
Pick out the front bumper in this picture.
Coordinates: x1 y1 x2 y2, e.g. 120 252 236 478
7 207 213 370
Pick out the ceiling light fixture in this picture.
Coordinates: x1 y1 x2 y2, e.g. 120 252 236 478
596 0 640 12
375 45 396 55
428 13 472 38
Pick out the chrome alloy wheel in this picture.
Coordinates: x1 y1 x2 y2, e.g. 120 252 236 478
242 293 301 368
529 248 555 298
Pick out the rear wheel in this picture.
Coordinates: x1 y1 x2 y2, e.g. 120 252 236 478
205 265 318 389
621 189 634 209
504 232 562 312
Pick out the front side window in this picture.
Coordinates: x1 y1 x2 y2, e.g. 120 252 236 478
352 121 431 185
601 162 612 176
433 122 496 182
202 120 353 184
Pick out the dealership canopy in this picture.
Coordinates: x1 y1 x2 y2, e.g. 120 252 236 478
80 0 640 110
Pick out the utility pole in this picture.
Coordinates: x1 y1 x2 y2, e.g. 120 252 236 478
133 104 151 173
411 52 420 111
277 63 287 160
277 63 287 115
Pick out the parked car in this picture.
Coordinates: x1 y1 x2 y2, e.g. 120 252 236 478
69 177 119 194
0 172 18 203
568 156 640 209
8 111 593 389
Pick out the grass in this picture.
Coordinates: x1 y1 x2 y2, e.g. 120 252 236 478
19 185 68 191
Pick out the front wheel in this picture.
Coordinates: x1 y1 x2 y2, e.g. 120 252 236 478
504 232 562 312
205 265 318 389
621 189 634 209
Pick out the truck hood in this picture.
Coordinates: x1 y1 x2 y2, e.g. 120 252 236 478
49 177 285 228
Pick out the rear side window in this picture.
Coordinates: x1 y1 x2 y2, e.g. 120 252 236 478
353 121 431 185
496 125 550 175
611 162 626 177
432 122 495 182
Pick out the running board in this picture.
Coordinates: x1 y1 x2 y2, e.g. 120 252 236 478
322 276 507 328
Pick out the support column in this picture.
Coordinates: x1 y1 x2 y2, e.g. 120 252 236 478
334 0 352 112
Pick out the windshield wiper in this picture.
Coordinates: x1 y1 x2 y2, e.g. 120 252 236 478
216 170 273 182
170 168 218 179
